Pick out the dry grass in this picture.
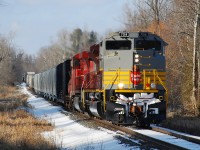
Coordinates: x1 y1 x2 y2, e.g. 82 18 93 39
0 86 28 111
0 85 57 150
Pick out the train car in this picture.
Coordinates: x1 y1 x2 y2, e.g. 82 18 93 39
32 60 71 102
25 72 35 88
31 31 167 127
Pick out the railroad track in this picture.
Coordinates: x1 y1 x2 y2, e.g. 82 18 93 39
94 119 182 150
64 111 200 150
41 98 200 150
151 125 200 145
92 117 190 150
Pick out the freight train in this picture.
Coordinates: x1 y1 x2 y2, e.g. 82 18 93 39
26 31 167 127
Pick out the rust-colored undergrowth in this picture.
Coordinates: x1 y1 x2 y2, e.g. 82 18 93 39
0 86 56 150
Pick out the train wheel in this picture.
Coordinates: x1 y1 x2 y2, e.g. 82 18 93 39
69 97 75 112
136 116 150 128
136 116 142 127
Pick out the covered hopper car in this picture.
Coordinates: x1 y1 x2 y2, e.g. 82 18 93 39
29 31 167 127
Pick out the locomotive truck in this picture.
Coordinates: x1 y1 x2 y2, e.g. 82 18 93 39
31 31 167 127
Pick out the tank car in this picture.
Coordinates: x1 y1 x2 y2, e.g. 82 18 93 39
32 31 167 127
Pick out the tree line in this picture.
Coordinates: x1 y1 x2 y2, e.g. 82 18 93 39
0 0 199 117
122 0 200 116
0 28 98 85
36 28 98 72
0 35 36 85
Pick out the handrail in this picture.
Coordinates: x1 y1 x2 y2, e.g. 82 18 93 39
155 70 168 92
103 69 118 112
155 70 168 104
143 70 146 89
106 68 132 89
142 69 167 89
104 69 167 92
143 69 168 104
104 72 118 89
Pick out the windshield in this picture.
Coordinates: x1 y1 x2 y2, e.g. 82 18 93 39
135 40 161 50
106 40 131 50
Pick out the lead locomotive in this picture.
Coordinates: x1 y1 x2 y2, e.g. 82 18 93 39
28 31 167 127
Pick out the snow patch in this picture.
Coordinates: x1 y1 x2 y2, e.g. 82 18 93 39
20 85 142 150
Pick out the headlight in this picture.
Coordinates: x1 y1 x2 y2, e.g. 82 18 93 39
135 54 140 58
118 83 124 89
134 58 139 63
151 83 156 89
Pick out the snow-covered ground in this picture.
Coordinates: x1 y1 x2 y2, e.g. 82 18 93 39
29 98 140 150
20 84 200 150
20 84 147 150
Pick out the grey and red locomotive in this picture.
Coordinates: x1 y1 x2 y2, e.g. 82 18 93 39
27 31 167 127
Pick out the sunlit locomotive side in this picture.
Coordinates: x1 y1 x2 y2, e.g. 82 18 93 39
32 31 167 127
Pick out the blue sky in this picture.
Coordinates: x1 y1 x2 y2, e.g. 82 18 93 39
0 0 130 55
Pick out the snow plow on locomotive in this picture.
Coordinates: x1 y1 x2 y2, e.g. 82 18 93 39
30 31 167 127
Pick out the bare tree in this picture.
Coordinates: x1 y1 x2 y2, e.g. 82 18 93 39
0 36 13 85
0 36 11 63
70 28 83 53
23 54 37 72
34 28 99 73
123 0 172 35
56 29 74 59
36 29 72 72
192 0 200 115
